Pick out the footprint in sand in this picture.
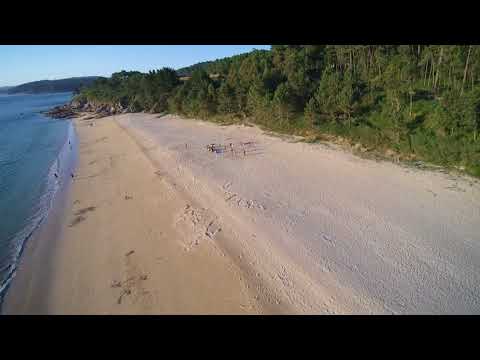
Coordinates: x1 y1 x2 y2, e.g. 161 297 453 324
222 181 232 190
205 220 222 239
69 215 86 227
69 206 96 227
111 250 152 305
320 232 334 244
224 191 266 211
175 204 222 250
74 206 96 215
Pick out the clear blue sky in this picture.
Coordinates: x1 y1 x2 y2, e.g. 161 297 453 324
0 45 271 87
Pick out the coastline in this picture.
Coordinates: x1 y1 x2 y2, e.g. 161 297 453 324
3 114 267 314
0 120 77 312
1 153 76 313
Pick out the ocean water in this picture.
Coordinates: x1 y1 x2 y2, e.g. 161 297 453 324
0 92 74 304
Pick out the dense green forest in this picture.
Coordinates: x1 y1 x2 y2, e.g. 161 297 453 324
75 46 480 177
176 60 213 77
9 76 101 94
176 51 259 77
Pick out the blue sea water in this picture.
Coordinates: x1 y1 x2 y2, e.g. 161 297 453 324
0 92 74 304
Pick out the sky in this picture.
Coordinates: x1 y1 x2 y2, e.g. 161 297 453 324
0 45 270 87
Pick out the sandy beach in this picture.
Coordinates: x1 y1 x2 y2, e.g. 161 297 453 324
3 114 268 314
4 112 480 314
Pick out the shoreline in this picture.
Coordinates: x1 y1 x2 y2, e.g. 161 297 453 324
1 120 78 311
3 114 267 314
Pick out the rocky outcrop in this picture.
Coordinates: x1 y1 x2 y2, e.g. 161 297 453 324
43 104 79 119
45 98 131 120
71 99 125 114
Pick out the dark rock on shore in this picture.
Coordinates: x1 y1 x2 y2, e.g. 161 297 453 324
45 98 130 120
70 99 129 116
43 104 79 119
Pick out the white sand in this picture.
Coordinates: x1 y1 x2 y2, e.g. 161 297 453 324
117 113 480 314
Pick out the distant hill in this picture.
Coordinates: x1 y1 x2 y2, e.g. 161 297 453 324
8 76 103 94
0 86 12 94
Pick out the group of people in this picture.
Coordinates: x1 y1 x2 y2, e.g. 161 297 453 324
206 142 247 156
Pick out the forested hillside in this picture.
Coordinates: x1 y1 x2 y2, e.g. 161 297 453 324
176 61 213 77
9 76 102 94
175 51 257 77
75 46 480 177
